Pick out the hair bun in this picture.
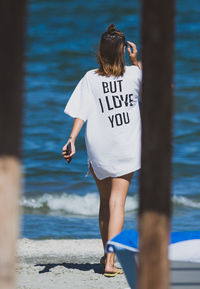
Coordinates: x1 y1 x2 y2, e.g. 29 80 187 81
107 24 117 35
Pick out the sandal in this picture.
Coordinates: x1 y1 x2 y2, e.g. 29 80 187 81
104 269 123 277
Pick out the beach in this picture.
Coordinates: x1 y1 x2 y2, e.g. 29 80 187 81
16 0 200 287
17 238 128 289
16 238 200 289
21 0 200 243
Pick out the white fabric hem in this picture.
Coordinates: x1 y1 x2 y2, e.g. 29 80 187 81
86 159 141 180
97 166 141 180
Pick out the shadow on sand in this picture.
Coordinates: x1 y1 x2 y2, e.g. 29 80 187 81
35 262 104 274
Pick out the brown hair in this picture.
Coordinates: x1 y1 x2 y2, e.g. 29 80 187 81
96 24 127 77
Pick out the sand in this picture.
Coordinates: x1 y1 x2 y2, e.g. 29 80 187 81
17 238 200 289
16 238 129 289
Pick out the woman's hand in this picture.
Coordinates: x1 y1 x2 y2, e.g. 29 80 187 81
62 138 76 161
62 118 84 162
127 41 138 66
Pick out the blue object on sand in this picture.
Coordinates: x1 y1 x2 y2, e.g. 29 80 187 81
106 230 200 289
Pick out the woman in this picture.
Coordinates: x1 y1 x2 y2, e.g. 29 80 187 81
62 24 142 276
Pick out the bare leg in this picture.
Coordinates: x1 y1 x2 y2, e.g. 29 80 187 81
105 172 133 273
89 163 111 253
90 163 134 272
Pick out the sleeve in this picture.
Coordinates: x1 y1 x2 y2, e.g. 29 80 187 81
64 73 92 122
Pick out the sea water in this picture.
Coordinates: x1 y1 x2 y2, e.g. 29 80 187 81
21 0 200 239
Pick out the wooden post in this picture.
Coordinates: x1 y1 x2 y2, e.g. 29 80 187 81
138 1 174 289
0 1 26 288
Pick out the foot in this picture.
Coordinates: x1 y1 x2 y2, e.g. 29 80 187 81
104 264 123 276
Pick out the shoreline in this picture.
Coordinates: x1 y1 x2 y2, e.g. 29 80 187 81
17 238 128 289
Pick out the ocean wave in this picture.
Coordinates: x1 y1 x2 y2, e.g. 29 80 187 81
21 192 138 216
172 195 200 208
21 193 200 216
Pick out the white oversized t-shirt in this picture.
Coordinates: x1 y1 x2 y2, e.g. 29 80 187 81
64 65 142 180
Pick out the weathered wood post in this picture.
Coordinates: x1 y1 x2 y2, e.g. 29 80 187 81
0 1 26 288
138 1 175 289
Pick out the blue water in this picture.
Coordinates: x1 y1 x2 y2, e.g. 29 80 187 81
21 0 200 239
